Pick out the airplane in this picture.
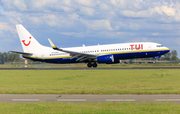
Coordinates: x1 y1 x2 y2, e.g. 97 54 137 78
10 24 170 68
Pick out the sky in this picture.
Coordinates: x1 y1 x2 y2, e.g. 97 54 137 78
0 0 180 57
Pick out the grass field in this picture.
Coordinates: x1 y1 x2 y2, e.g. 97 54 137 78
1 102 180 114
0 69 180 94
1 69 180 113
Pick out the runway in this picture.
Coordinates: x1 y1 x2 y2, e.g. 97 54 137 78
0 67 180 70
1 94 180 103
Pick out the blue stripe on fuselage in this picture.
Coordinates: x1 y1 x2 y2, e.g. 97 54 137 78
114 50 169 60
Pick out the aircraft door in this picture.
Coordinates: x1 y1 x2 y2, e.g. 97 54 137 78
41 52 45 60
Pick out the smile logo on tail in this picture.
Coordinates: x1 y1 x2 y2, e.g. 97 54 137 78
22 37 31 46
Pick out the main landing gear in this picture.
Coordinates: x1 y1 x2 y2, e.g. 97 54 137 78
87 62 97 68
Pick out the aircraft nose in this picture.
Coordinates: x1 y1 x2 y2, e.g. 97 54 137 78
166 47 170 52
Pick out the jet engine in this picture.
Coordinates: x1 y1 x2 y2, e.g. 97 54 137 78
97 55 114 63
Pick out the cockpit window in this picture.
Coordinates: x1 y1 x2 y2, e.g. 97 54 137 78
157 45 163 47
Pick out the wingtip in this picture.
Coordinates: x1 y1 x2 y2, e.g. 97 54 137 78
16 24 22 27
48 38 57 49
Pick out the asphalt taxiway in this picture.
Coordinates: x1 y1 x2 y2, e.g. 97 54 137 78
1 94 180 103
0 67 180 70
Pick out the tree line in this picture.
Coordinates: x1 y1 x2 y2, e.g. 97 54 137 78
161 50 179 60
0 52 24 64
0 50 178 64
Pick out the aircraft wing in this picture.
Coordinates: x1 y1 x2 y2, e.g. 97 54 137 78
48 39 98 61
9 51 33 55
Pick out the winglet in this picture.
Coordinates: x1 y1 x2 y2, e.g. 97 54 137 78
48 39 58 49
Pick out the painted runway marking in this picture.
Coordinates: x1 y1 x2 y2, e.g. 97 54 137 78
106 99 135 102
156 99 180 102
57 99 87 102
12 99 40 102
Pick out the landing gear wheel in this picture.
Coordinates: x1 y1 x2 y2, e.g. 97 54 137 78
92 63 97 68
87 63 92 68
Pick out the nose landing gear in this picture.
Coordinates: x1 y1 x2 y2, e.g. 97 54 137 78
87 62 97 68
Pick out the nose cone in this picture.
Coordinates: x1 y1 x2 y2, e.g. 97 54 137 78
164 47 170 53
166 47 170 52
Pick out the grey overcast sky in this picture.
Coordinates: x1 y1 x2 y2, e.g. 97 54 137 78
0 0 179 56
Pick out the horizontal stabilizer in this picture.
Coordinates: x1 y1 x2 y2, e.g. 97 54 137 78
9 51 32 55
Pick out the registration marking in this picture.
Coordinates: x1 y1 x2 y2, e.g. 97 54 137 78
156 99 180 102
12 99 40 102
106 99 135 102
57 99 87 102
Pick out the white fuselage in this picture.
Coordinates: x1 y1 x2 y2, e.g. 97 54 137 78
23 42 169 62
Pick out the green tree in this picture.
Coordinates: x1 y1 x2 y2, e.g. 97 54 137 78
163 52 171 60
171 50 178 60
0 52 24 64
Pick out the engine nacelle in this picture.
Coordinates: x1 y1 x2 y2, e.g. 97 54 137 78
153 55 161 59
97 55 114 63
